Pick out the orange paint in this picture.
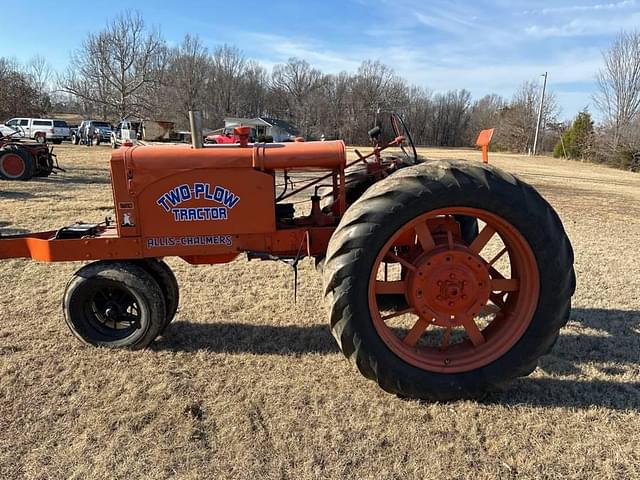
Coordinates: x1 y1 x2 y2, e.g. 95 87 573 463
475 128 495 163
0 141 346 263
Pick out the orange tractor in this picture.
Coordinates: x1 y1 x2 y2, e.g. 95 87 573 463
0 113 574 400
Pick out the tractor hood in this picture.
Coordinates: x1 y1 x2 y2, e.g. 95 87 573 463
112 140 346 173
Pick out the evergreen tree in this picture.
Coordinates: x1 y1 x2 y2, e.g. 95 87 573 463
554 111 594 159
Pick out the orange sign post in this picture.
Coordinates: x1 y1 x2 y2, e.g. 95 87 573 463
475 128 495 164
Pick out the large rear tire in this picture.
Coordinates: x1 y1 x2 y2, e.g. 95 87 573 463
63 261 166 349
0 147 35 180
322 160 575 401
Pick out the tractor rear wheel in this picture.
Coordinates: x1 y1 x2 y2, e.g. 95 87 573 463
63 261 166 349
135 258 180 331
322 160 575 401
0 147 35 180
319 165 479 312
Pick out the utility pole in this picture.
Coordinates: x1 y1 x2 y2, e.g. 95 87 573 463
532 72 548 156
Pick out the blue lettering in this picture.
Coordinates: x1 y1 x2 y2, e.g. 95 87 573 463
157 196 171 212
213 186 224 203
179 184 192 201
223 190 240 209
205 184 215 201
166 188 181 207
194 183 206 199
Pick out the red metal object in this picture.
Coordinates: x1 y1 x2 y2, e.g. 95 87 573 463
0 131 62 180
205 127 242 144
368 207 539 373
0 129 407 262
476 128 495 164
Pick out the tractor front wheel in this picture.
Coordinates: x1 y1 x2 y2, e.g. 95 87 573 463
0 147 35 180
134 258 180 331
322 160 575 401
63 261 166 349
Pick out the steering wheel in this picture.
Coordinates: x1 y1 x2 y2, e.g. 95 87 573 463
390 113 418 164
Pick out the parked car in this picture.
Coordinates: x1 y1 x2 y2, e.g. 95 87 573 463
111 119 180 148
205 126 257 144
2 118 69 144
72 120 113 146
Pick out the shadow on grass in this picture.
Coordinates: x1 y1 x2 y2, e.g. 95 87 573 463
155 308 639 409
33 173 112 186
153 321 338 355
538 308 640 376
0 220 30 235
0 190 36 199
487 378 640 410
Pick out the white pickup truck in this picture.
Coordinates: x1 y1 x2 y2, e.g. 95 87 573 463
2 118 70 144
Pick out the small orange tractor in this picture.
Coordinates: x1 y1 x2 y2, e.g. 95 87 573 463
0 130 62 180
0 114 574 400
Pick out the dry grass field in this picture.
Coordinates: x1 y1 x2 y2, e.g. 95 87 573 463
1 144 639 479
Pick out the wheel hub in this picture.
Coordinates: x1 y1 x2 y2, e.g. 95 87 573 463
1 154 25 177
408 249 491 327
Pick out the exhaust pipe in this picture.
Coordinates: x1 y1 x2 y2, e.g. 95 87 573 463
189 110 203 149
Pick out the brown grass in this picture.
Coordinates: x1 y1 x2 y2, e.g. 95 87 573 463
1 145 639 479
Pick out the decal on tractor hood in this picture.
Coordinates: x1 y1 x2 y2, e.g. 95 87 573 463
156 183 241 222
147 235 233 248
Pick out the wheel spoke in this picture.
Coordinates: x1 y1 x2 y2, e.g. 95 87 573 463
491 278 520 292
440 327 452 349
375 280 407 294
381 307 416 322
459 315 486 346
479 304 501 316
414 222 436 253
488 247 508 266
469 225 496 254
384 252 417 272
489 266 506 279
403 317 431 346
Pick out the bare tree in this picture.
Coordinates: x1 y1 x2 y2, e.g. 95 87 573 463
238 61 269 118
594 30 640 148
163 35 211 125
0 58 42 119
271 58 327 137
62 10 166 119
206 45 246 124
27 55 52 113
497 81 558 153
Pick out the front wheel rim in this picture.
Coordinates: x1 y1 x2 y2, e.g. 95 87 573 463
0 153 26 178
368 207 540 373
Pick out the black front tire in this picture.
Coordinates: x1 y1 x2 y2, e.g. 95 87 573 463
63 261 167 349
135 258 179 331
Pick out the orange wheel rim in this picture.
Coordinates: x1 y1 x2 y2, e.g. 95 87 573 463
368 207 540 373
1 154 25 178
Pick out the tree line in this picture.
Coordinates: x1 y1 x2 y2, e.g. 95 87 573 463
2 10 639 169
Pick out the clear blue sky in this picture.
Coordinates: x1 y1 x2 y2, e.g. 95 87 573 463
2 0 639 120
